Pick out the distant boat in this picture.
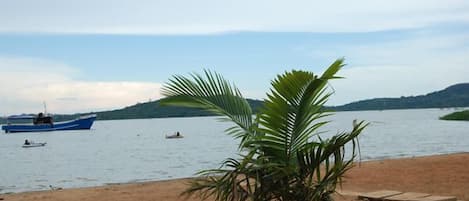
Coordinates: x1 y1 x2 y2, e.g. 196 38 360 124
22 142 47 148
165 132 183 139
2 114 97 133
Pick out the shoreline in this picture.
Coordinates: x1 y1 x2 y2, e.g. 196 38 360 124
2 152 469 201
4 152 467 194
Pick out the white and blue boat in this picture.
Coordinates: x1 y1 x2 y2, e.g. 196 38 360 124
2 114 97 133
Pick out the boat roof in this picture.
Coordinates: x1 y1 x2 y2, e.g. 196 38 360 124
7 115 35 120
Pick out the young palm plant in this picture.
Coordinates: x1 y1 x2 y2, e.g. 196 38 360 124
160 58 368 201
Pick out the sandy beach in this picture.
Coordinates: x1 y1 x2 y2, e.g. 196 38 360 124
2 153 468 201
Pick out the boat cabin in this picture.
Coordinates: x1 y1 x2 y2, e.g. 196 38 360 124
4 113 53 125
33 113 53 125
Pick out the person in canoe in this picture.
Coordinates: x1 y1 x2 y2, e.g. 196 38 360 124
24 139 30 145
166 131 183 139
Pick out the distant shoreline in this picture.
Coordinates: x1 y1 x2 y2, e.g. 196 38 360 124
2 105 468 124
3 81 469 122
89 106 468 121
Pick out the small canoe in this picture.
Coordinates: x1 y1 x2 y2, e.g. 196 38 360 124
22 142 47 148
165 134 183 139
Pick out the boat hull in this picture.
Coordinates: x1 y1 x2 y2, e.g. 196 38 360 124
165 134 184 139
22 142 47 148
2 114 97 133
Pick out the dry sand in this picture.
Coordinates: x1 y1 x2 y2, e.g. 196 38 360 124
2 153 468 201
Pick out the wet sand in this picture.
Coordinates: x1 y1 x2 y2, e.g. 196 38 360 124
2 153 468 201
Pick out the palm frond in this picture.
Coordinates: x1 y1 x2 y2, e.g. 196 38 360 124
160 70 254 146
296 121 368 196
257 59 344 165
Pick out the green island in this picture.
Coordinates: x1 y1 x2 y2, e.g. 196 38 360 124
440 110 469 121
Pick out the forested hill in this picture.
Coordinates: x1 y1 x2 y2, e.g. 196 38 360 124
0 99 264 123
74 83 469 120
2 83 468 123
81 98 264 121
330 83 469 111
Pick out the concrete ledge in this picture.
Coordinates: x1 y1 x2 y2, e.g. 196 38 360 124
358 190 403 201
408 195 457 201
384 192 430 201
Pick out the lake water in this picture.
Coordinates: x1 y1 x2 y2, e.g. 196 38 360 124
1 108 468 193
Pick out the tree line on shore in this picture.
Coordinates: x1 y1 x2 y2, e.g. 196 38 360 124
1 83 468 124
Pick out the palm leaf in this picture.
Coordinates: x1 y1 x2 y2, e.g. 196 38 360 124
160 70 254 146
256 59 344 165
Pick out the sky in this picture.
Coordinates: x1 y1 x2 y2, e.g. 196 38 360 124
0 0 468 115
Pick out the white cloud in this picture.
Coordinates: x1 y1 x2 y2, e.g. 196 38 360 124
0 57 162 115
325 32 469 105
0 0 468 34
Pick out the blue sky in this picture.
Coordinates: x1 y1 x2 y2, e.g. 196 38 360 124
1 0 468 115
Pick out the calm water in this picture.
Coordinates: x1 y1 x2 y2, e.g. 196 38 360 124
1 108 468 193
